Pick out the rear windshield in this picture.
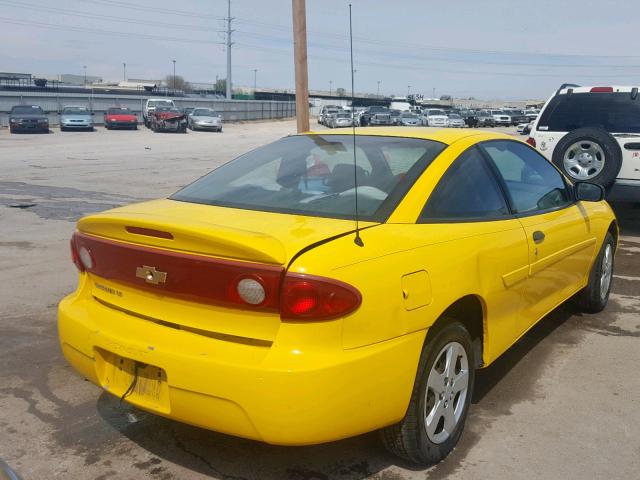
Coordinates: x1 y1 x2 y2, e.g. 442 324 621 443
11 105 43 114
148 100 174 108
538 92 640 133
192 108 217 116
172 135 446 222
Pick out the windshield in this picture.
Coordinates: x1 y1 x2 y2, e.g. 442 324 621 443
428 110 446 116
448 114 461 119
11 105 44 115
62 107 89 114
107 108 131 114
148 100 174 108
192 108 217 116
401 113 418 118
171 135 446 222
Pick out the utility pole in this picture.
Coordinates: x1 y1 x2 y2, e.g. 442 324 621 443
407 85 411 97
432 87 436 99
377 80 380 97
292 0 309 132
226 0 233 99
83 65 87 86
123 62 126 82
172 59 176 92
253 69 258 93
329 80 333 96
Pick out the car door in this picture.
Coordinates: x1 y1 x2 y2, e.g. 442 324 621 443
481 140 597 335
416 146 530 359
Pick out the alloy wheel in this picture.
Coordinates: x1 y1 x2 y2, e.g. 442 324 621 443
424 341 469 444
600 243 613 301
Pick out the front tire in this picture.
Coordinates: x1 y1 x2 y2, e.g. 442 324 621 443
574 232 615 313
380 321 475 465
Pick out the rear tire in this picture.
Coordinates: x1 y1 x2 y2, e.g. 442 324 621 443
380 321 475 465
552 128 622 187
574 232 615 313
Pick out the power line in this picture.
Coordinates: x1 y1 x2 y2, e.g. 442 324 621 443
0 0 223 33
0 16 225 45
75 0 224 19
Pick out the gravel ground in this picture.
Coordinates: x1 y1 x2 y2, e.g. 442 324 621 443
1 120 639 480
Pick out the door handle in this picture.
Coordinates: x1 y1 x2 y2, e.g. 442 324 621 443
532 231 545 244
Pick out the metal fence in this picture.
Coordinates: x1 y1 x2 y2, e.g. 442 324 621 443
0 91 296 127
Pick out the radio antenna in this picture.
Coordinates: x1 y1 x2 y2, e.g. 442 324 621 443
349 3 364 247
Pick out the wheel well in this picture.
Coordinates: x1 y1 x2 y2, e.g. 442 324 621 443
608 220 619 246
426 295 485 368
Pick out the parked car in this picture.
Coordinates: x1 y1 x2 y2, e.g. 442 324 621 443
460 110 478 128
504 109 529 126
148 106 187 133
517 121 533 135
327 112 354 128
398 112 421 126
182 107 195 116
143 98 176 128
188 108 223 132
446 113 465 128
318 105 341 125
360 106 393 126
8 105 49 133
529 84 640 202
476 111 495 127
59 106 94 131
390 110 402 125
422 109 448 127
489 110 511 126
60 129 617 467
104 107 138 130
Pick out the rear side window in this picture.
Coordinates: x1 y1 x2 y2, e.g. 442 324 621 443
420 147 509 222
538 92 640 133
482 141 572 213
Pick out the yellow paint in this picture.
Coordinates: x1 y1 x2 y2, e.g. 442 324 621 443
58 128 616 445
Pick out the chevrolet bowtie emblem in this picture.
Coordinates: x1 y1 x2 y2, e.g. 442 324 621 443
135 265 167 285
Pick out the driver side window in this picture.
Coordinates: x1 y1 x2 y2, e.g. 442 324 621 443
482 141 572 214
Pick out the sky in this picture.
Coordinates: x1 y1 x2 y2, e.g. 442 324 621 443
1 0 639 100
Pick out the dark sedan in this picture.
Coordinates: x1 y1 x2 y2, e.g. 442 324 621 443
9 105 49 133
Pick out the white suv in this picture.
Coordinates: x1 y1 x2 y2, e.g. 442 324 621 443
143 98 176 127
529 84 640 202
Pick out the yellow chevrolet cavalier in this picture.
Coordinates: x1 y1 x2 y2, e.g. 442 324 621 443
58 128 617 464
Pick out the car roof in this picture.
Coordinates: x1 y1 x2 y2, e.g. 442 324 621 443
307 128 513 145
557 85 640 95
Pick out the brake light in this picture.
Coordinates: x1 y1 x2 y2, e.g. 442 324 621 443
526 137 536 147
281 274 361 320
590 87 614 93
70 234 84 272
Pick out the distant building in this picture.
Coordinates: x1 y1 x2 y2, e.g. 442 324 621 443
59 73 103 85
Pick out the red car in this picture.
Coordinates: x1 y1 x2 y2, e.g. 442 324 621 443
149 106 187 133
104 107 138 130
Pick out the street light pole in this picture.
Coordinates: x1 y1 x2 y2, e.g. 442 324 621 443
83 65 87 86
377 80 380 97
123 62 126 82
253 69 257 93
407 85 411 97
172 60 176 92
329 80 332 96
433 87 436 99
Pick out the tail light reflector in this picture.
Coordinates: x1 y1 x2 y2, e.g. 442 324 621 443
526 137 536 147
590 87 614 93
281 274 361 320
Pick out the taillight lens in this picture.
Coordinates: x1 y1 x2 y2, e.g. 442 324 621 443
70 234 84 272
526 137 536 147
281 274 361 320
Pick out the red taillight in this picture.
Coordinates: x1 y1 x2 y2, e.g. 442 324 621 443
590 87 614 93
281 274 361 320
526 137 536 147
70 234 84 272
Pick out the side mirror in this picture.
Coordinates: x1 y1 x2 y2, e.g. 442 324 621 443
575 181 605 202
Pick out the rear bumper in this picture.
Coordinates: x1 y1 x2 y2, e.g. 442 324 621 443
58 292 423 445
106 121 137 129
607 179 640 203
